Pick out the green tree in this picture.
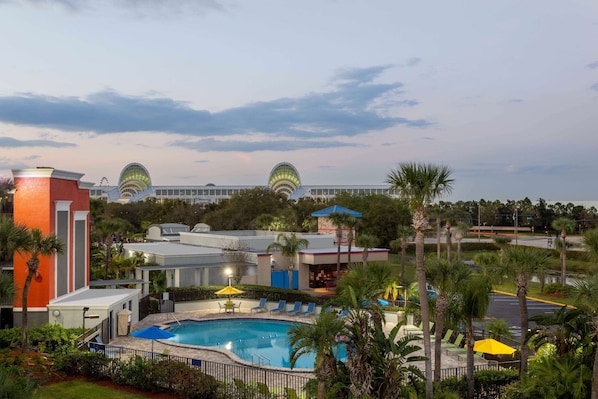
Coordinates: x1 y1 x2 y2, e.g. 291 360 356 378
289 310 346 399
552 217 575 286
266 233 308 290
390 225 413 283
344 216 359 265
582 228 598 269
21 228 63 353
0 216 30 273
456 274 492 399
570 274 598 399
386 162 453 399
426 257 470 382
485 318 514 341
453 221 470 261
92 218 133 278
327 212 352 285
355 233 378 266
502 246 551 375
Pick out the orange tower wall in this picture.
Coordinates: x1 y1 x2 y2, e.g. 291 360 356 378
13 170 90 309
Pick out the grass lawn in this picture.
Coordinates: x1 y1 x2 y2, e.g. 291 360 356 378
34 380 152 399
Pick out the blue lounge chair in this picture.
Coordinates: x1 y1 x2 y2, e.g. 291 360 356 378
286 301 302 315
337 309 349 318
299 302 316 317
269 299 286 313
251 297 267 312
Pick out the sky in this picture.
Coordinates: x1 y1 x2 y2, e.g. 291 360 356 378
0 0 596 202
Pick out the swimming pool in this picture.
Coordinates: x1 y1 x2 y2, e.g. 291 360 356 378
167 318 345 369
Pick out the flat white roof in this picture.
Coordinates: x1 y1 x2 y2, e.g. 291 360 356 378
300 246 389 255
49 288 139 307
123 242 223 256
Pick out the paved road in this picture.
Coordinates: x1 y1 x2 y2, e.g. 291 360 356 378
483 292 565 338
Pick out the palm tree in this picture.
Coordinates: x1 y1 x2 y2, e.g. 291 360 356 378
355 233 378 266
569 274 598 399
386 162 453 399
0 216 30 273
392 225 413 283
344 216 359 265
0 177 14 215
327 212 351 284
583 228 598 269
445 220 452 262
551 217 575 286
266 232 308 290
453 221 470 261
289 310 346 399
21 228 63 353
92 218 133 278
456 274 492 399
501 245 551 375
426 257 471 382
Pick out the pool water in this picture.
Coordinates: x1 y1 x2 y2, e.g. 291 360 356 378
167 318 345 369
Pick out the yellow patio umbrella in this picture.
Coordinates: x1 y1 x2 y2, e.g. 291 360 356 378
215 285 244 302
473 338 516 355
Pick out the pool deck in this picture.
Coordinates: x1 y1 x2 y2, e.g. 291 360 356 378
110 307 490 374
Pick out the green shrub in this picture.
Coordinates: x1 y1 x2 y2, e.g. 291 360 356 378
0 365 39 399
543 283 565 295
0 328 21 349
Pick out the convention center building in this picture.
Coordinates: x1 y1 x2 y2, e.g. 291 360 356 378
89 162 396 204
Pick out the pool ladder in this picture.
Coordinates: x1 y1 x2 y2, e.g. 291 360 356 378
251 353 271 366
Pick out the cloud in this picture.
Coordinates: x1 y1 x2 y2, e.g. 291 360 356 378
507 98 524 103
0 0 225 15
0 66 431 154
170 137 358 152
0 136 76 148
587 61 598 69
405 57 421 67
590 83 598 92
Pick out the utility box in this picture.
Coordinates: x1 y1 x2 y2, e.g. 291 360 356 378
117 309 132 336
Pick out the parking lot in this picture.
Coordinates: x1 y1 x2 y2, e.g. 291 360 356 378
484 292 566 338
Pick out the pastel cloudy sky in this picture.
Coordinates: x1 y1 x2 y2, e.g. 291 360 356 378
0 0 596 202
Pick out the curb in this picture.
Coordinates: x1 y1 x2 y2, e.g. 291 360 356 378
492 290 575 308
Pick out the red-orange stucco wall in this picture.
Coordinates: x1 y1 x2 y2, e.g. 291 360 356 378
13 173 90 309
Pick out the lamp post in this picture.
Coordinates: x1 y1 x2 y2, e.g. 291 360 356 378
225 268 232 286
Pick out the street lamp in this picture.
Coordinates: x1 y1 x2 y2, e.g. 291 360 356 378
224 268 233 286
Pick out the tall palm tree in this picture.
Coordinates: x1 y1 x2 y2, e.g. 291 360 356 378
445 219 452 262
551 217 575 286
392 225 413 283
344 216 359 265
386 162 453 399
355 233 378 266
21 228 63 353
266 232 308 290
456 274 492 399
327 212 351 284
569 274 598 399
583 228 598 268
426 257 471 382
0 216 30 273
0 177 13 215
502 245 551 375
289 310 346 399
453 221 469 261
92 218 133 278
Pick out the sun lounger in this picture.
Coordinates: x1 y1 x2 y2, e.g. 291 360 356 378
444 334 465 353
299 302 316 317
269 299 286 313
337 309 349 318
286 301 303 315
251 297 267 312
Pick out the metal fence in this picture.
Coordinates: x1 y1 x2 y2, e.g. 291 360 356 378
94 344 312 396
